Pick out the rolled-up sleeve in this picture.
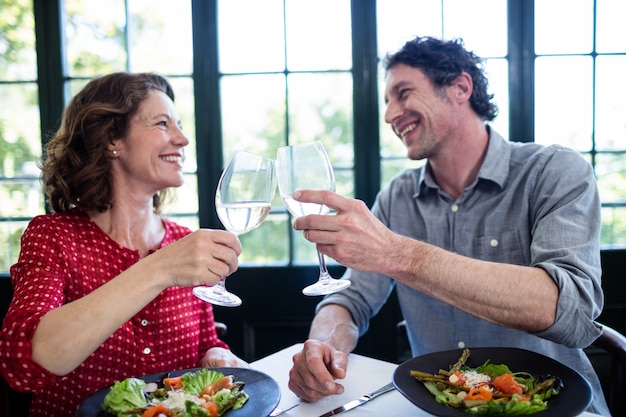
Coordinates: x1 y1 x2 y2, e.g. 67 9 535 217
527 147 603 347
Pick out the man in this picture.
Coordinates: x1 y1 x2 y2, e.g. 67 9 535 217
286 36 609 416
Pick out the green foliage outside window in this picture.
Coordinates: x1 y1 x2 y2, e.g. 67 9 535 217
1 0 625 275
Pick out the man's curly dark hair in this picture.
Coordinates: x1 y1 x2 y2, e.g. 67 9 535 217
383 36 498 121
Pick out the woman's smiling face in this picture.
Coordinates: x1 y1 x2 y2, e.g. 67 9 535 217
113 90 189 195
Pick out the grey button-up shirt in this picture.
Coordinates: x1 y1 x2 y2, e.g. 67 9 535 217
319 128 609 415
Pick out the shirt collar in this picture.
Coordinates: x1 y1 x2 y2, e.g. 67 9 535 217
415 126 510 196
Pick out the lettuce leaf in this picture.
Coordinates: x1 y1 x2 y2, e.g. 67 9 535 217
102 377 148 415
423 382 462 406
475 360 512 377
212 388 249 415
464 394 548 416
182 368 224 395
180 401 211 417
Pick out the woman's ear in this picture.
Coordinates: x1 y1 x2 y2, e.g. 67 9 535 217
107 141 121 158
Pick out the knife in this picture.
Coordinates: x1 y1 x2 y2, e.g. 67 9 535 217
318 381 396 417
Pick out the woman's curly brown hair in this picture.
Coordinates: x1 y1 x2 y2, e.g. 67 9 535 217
41 72 175 213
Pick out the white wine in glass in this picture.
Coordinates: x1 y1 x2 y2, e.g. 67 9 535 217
193 150 276 307
276 141 351 296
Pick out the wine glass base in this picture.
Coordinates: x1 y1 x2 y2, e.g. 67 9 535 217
193 286 242 307
302 279 351 296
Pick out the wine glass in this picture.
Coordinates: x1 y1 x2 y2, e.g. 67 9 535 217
193 150 277 307
276 141 351 296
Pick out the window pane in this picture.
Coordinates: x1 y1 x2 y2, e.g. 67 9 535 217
535 56 593 151
484 58 509 138
443 0 507 58
287 72 354 197
381 158 424 188
601 206 626 247
220 74 286 158
163 173 198 217
596 153 626 203
596 0 626 53
64 0 127 76
0 178 43 218
378 71 412 186
0 0 40 274
535 0 593 54
595 56 626 151
240 213 289 264
285 0 352 71
287 73 354 162
0 83 41 169
0 221 28 273
220 74 288 264
293 221 320 265
173 215 199 231
128 0 193 74
377 0 442 55
168 78 197 170
0 83 43 224
218 0 285 73
0 0 37 80
68 79 90 99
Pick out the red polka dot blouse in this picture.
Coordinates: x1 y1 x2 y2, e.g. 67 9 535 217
0 208 229 417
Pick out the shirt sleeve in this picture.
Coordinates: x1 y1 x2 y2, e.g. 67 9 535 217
0 216 66 391
316 188 397 336
527 146 604 347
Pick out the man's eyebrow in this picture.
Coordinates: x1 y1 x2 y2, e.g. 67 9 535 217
390 80 410 92
384 80 411 103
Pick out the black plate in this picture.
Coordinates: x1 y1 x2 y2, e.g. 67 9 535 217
76 367 280 417
392 347 592 417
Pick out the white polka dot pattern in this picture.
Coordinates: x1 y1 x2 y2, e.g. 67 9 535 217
0 208 228 417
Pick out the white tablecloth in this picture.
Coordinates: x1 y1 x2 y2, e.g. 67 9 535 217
251 343 602 417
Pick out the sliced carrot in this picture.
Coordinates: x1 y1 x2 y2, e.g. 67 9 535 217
163 375 183 390
492 373 523 395
141 404 169 417
200 375 234 396
202 401 219 417
466 385 493 401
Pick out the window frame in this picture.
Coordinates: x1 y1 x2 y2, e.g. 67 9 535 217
9 0 624 276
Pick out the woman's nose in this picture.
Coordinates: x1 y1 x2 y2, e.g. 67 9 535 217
174 125 190 146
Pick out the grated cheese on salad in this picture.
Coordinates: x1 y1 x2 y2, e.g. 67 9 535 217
461 370 491 388
156 389 206 412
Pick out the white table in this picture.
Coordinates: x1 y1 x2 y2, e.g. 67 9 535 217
251 343 602 417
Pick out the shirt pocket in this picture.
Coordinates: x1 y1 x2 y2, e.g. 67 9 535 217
471 229 529 265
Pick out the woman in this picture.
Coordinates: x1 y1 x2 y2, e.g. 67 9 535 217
0 72 247 417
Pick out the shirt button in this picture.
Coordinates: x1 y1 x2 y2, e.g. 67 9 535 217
457 341 466 348
490 239 499 247
143 347 151 355
141 319 149 326
451 204 459 212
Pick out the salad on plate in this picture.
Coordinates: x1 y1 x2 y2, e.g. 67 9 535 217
410 348 562 415
102 368 249 417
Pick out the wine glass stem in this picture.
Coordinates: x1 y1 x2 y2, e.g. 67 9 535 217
213 276 228 294
316 250 332 281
